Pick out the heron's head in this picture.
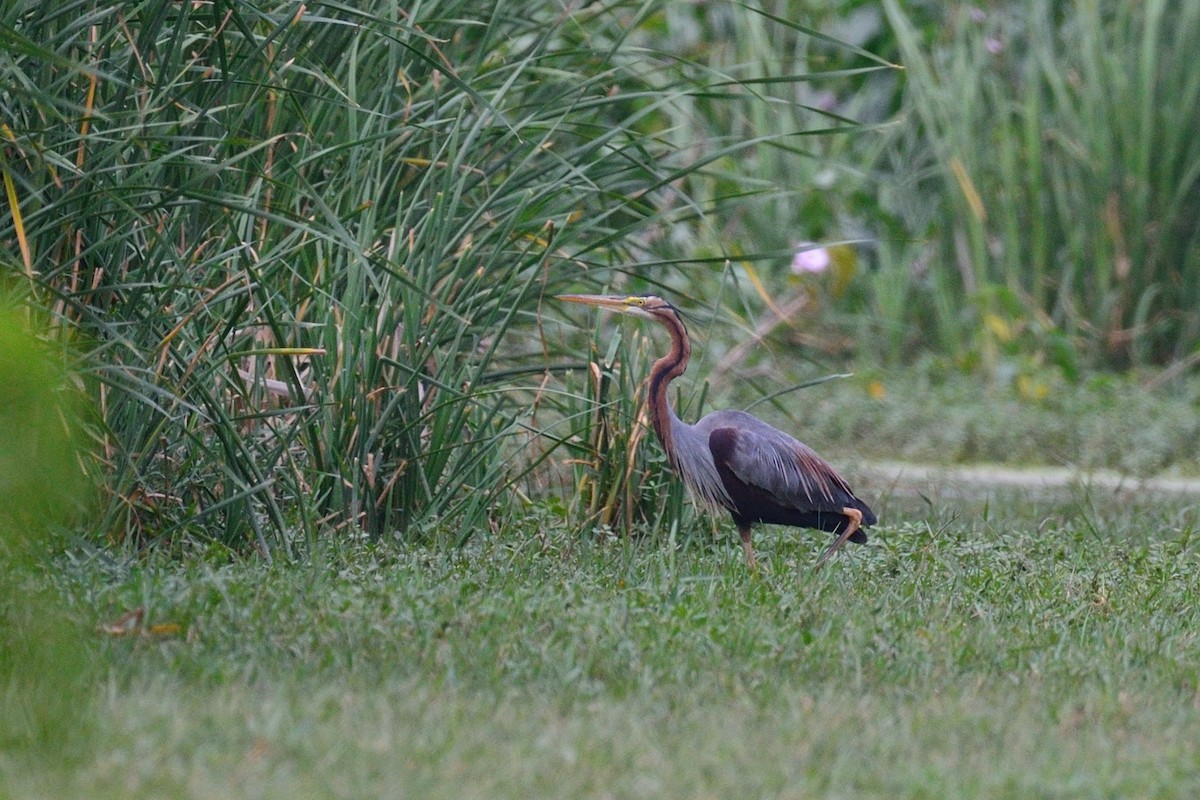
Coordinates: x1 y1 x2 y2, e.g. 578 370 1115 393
556 293 680 323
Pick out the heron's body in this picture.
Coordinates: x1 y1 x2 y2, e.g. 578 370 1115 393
559 292 876 568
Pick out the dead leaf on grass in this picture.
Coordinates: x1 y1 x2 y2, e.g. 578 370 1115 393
98 607 184 638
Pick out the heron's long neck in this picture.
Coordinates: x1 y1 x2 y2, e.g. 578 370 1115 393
647 313 690 466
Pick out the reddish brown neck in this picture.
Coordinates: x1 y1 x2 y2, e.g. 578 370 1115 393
646 311 690 464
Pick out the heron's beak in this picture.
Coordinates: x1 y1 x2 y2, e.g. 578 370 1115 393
555 294 636 311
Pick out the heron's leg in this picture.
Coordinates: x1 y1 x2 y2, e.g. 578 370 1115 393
738 523 758 570
815 507 863 570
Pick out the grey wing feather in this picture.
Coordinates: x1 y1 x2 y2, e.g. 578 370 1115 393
697 410 852 513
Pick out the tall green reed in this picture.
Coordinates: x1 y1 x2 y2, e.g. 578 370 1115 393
2 1 877 552
882 0 1200 369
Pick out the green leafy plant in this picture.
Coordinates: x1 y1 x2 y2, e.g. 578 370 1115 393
0 301 93 755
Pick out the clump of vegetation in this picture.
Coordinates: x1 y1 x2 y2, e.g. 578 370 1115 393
2 1 888 551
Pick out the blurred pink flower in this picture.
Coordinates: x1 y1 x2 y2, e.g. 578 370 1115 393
791 245 830 275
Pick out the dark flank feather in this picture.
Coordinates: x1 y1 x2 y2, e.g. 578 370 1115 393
707 421 873 543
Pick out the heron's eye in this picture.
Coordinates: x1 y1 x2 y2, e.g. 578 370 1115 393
627 296 644 307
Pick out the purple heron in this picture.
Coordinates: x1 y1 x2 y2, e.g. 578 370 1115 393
559 293 876 568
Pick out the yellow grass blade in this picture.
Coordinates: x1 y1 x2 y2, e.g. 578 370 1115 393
1 123 32 279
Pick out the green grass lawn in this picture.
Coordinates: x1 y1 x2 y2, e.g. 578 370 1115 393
5 486 1200 798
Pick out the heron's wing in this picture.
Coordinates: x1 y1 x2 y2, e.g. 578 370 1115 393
705 413 856 515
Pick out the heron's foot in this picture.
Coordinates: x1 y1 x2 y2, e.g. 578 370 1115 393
739 526 758 571
814 507 864 570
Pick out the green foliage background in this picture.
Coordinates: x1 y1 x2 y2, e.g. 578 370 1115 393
2 0 1198 553
877 0 1200 369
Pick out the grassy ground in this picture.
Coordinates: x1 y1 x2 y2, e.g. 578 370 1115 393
725 366 1200 477
5 485 1200 798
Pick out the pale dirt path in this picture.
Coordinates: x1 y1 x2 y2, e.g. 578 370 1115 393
858 461 1200 498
